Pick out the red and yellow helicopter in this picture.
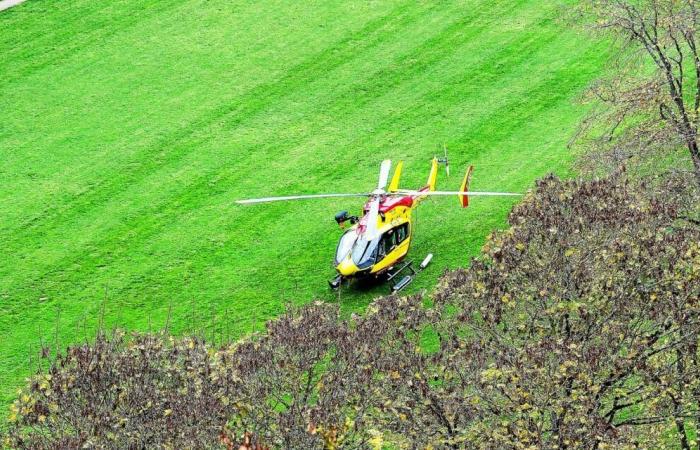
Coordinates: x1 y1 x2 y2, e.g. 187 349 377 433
236 157 520 292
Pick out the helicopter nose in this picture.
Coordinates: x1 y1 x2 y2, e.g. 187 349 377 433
336 259 358 277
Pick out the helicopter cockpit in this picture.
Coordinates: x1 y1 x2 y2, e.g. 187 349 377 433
335 229 379 269
335 224 409 270
351 234 381 269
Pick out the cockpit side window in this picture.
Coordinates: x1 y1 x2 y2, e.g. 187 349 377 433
377 223 410 259
377 230 392 258
396 223 409 244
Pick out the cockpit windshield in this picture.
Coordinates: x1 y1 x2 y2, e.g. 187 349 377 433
336 229 384 270
351 235 381 269
335 229 358 264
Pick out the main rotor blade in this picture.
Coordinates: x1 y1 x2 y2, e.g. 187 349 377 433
396 190 522 197
377 159 392 190
364 198 380 240
235 193 369 205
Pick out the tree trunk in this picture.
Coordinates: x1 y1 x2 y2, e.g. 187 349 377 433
688 139 700 187
674 350 691 450
675 416 691 450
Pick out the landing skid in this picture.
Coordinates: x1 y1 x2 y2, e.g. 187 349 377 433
388 253 433 293
387 260 416 293
328 253 433 293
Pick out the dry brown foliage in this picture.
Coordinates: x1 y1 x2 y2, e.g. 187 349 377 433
4 174 699 449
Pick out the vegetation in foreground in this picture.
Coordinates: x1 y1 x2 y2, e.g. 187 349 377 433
5 173 699 449
0 0 609 406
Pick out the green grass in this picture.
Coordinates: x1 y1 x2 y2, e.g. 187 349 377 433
0 0 608 409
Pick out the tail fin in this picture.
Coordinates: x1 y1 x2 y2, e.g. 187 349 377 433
458 165 474 208
427 151 450 191
388 161 403 192
427 157 439 191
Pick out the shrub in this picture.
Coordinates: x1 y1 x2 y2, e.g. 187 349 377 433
5 173 699 449
431 173 700 448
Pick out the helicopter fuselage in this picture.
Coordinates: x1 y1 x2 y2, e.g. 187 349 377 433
333 187 429 281
234 156 518 292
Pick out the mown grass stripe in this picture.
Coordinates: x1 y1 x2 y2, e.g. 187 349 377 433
1 0 535 297
0 0 608 409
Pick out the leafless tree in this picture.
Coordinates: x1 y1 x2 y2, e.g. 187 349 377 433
575 0 700 185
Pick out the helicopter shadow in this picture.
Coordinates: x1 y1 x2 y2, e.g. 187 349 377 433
329 274 396 312
347 274 389 293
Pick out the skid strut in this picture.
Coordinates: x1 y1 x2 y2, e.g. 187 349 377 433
329 275 343 290
388 253 434 293
388 260 416 293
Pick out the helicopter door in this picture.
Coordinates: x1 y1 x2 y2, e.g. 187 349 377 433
378 223 409 259
396 223 409 244
378 229 397 258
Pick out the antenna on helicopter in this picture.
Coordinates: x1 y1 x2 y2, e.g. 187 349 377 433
437 144 449 177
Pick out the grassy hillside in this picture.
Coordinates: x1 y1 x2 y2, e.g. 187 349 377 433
0 0 608 408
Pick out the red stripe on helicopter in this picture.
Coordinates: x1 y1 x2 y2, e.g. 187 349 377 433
379 195 413 213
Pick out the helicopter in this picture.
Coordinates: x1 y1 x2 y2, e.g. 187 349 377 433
235 156 521 292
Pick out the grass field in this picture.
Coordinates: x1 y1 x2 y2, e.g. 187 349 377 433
0 0 609 408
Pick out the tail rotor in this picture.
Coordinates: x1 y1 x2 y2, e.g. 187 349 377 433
438 144 449 178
